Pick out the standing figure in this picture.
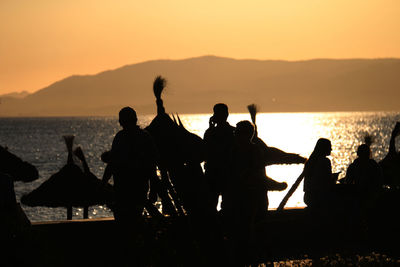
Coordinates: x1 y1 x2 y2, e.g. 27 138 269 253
303 138 338 210
103 107 158 223
203 103 235 210
223 120 267 265
344 144 383 193
344 144 383 226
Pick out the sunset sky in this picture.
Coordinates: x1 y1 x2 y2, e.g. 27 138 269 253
1 0 399 95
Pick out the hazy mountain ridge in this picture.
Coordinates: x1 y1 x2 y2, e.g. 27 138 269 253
0 91 30 99
1 56 399 116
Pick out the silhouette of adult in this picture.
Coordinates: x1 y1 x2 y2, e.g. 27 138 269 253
343 144 383 226
223 120 267 265
303 138 338 210
103 107 158 223
203 103 235 210
344 144 383 192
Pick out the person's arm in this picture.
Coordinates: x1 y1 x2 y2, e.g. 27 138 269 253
323 158 337 185
265 176 287 191
342 163 355 184
102 164 113 184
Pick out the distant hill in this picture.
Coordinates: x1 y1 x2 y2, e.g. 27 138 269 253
0 91 30 99
1 56 399 116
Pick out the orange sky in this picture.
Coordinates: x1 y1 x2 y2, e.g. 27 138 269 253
1 0 399 95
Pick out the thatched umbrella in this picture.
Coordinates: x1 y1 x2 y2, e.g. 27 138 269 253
21 136 114 220
1 145 38 239
0 145 39 183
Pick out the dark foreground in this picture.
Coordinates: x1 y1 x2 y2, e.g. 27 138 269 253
4 205 400 267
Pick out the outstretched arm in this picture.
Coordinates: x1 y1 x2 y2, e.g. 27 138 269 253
254 137 307 166
265 176 287 191
264 146 307 165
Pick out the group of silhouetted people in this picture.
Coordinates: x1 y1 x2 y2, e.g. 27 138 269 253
3 96 398 266
98 101 400 265
302 132 394 233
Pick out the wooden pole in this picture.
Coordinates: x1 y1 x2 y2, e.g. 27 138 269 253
83 206 88 219
160 169 185 216
277 171 305 212
67 206 73 220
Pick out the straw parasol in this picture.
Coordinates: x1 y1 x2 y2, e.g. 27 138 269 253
21 136 114 220
0 145 39 183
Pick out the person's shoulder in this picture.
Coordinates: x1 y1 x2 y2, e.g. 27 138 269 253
368 158 381 167
204 127 214 135
351 158 361 166
139 128 156 143
319 157 331 166
204 126 217 139
251 143 264 156
219 123 235 135
225 123 235 131
346 161 356 173
113 129 125 139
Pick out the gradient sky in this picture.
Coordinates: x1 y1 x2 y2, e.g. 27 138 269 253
1 0 399 95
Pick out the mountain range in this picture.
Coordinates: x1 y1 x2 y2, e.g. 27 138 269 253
1 56 399 116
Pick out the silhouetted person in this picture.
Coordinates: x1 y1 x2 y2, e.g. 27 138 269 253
344 144 383 227
344 144 383 192
102 107 158 265
204 103 235 210
223 120 267 265
103 107 158 221
380 122 400 187
303 138 338 211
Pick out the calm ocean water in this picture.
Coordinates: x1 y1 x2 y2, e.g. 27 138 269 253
1 112 399 222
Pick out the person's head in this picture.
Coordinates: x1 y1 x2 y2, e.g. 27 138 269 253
235 120 255 143
118 107 137 128
212 103 229 124
312 138 332 157
357 144 370 159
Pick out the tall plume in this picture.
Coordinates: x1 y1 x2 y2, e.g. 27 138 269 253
153 75 167 100
247 104 258 125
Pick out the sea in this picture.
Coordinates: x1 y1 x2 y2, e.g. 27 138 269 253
1 112 400 222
